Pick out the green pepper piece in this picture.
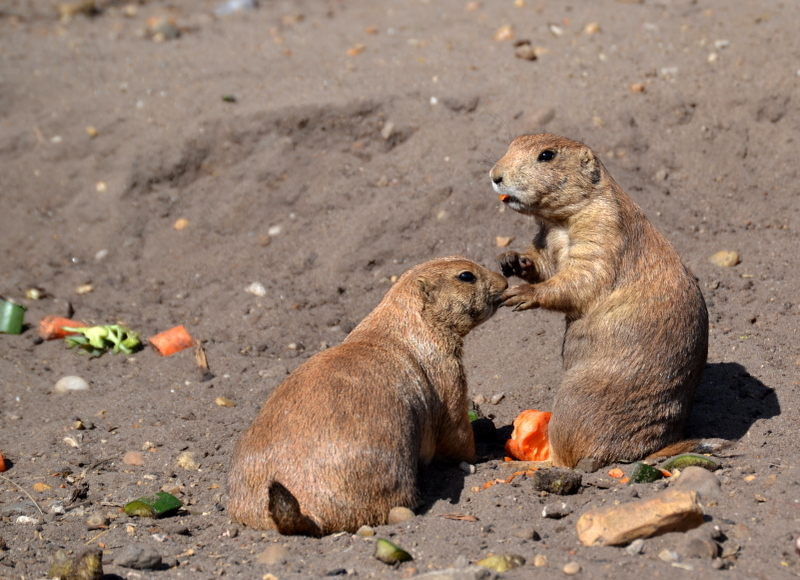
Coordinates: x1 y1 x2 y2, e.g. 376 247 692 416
628 462 664 484
374 538 413 564
0 299 26 335
123 492 183 518
660 453 720 472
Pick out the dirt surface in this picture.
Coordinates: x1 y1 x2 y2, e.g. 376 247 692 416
1 0 798 578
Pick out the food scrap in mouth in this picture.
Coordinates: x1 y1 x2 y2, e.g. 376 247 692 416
498 194 511 202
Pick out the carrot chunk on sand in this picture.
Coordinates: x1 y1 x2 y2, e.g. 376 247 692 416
608 467 625 479
38 316 87 340
149 325 194 356
0 450 6 472
504 409 552 462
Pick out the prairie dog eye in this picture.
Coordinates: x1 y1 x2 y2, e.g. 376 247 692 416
457 271 476 283
538 149 556 162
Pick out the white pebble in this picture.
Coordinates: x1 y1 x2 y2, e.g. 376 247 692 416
563 561 581 575
490 392 505 405
54 376 89 394
245 282 267 297
268 225 282 236
95 249 109 261
16 516 39 525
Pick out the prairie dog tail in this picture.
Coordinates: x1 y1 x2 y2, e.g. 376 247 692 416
268 482 323 537
647 438 731 460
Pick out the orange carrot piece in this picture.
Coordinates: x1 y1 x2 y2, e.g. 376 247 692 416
504 409 552 462
619 477 630 484
608 468 625 479
149 325 194 356
660 469 672 478
38 316 87 340
0 450 6 472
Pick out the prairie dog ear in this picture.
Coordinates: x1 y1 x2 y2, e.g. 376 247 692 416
581 150 601 185
416 278 430 299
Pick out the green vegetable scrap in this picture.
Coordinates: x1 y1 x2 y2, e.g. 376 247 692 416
63 324 141 357
0 298 26 335
660 453 720 472
628 462 664 484
374 538 413 565
467 409 478 422
123 492 183 518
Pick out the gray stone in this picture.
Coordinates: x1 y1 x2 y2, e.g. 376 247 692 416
575 458 602 473
625 538 645 555
114 543 162 570
1 502 37 518
510 525 539 540
677 537 719 559
542 502 572 519
672 466 722 501
531 468 582 495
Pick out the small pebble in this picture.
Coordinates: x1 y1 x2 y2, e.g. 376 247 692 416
215 397 236 407
245 282 267 297
709 250 739 268
176 451 200 471
511 526 538 540
173 218 189 231
257 544 288 565
16 516 39 525
489 392 505 405
533 554 547 567
494 24 514 41
513 41 537 61
356 525 375 537
387 506 415 525
115 543 162 569
563 561 581 575
380 121 395 140
672 466 722 501
54 376 89 394
459 462 476 474
86 512 108 530
584 22 601 34
542 502 572 519
658 549 680 562
161 484 181 495
626 538 645 555
575 458 602 473
123 451 145 466
473 394 486 405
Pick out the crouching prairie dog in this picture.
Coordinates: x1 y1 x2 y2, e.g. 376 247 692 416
490 134 709 468
227 256 507 535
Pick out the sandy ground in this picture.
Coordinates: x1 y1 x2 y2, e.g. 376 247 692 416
1 0 799 578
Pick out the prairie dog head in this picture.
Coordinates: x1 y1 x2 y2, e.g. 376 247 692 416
490 134 605 222
402 256 508 336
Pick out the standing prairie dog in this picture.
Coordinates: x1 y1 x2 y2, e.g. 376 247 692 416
490 134 708 468
227 256 507 535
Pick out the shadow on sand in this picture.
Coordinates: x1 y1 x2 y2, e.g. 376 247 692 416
686 361 779 441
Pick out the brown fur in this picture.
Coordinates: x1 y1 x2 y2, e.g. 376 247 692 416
227 256 507 534
490 134 709 468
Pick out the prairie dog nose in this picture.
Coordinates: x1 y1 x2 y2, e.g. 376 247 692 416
490 168 503 185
